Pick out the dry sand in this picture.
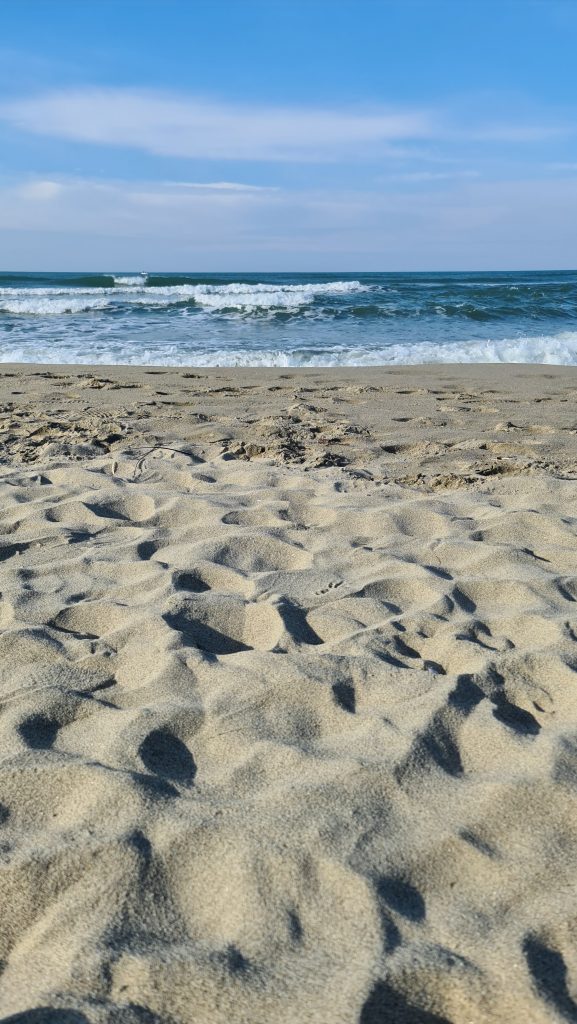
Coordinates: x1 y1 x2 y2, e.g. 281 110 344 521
1 363 577 1023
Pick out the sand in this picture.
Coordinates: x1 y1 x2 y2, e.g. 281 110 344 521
1 362 577 1023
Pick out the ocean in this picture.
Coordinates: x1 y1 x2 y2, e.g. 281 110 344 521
1 270 576 367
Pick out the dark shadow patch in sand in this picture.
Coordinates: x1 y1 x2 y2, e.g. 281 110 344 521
67 531 96 545
84 502 129 521
277 600 323 645
224 945 252 975
376 650 409 670
136 540 161 561
392 637 421 660
2 1012 89 1024
376 876 426 922
452 587 476 613
360 980 452 1023
163 609 251 655
50 622 100 641
397 714 464 780
332 681 356 713
379 914 402 954
492 699 541 736
139 729 196 785
287 910 303 943
0 542 33 562
424 660 447 675
556 580 577 602
424 565 453 580
459 829 500 859
524 935 577 1021
449 675 484 713
173 571 210 593
521 547 551 563
397 676 485 780
18 714 59 750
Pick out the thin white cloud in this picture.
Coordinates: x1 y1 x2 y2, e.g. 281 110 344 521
1 87 571 168
168 181 279 191
0 88 434 161
386 170 481 183
17 179 64 200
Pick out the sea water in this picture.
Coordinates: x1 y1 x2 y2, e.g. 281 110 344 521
0 270 576 366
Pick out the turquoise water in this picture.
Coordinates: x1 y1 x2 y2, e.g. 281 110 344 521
1 270 576 366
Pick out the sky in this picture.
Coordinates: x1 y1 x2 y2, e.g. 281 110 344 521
0 0 576 271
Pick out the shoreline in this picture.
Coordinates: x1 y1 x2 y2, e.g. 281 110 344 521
1 361 577 1021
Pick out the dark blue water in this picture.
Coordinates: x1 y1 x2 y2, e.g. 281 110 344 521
1 270 576 365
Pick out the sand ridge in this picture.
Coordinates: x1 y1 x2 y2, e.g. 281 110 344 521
1 365 577 1022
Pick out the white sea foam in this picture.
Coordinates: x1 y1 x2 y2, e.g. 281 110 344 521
2 331 577 367
135 280 366 309
377 331 577 366
177 331 577 366
191 290 322 309
0 287 114 297
0 296 111 315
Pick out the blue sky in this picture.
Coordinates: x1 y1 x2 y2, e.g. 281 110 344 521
1 0 576 270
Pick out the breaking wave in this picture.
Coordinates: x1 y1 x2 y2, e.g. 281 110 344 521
0 279 365 314
1 296 111 315
2 332 577 368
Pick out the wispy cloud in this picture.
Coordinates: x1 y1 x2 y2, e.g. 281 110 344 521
0 88 434 161
384 170 481 183
168 181 279 191
16 179 64 200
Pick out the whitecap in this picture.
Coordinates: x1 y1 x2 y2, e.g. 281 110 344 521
113 274 148 286
0 296 111 315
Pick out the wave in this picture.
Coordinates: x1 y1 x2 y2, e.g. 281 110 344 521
3 331 577 367
189 283 362 309
2 272 576 368
183 330 577 366
0 279 366 315
0 296 112 315
113 274 147 286
360 331 577 366
1 276 575 322
2 285 574 322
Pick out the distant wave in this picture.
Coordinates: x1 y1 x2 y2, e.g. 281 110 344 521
1 277 574 322
113 274 148 286
0 279 366 315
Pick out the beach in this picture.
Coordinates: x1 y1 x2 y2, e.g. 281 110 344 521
1 361 577 1023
